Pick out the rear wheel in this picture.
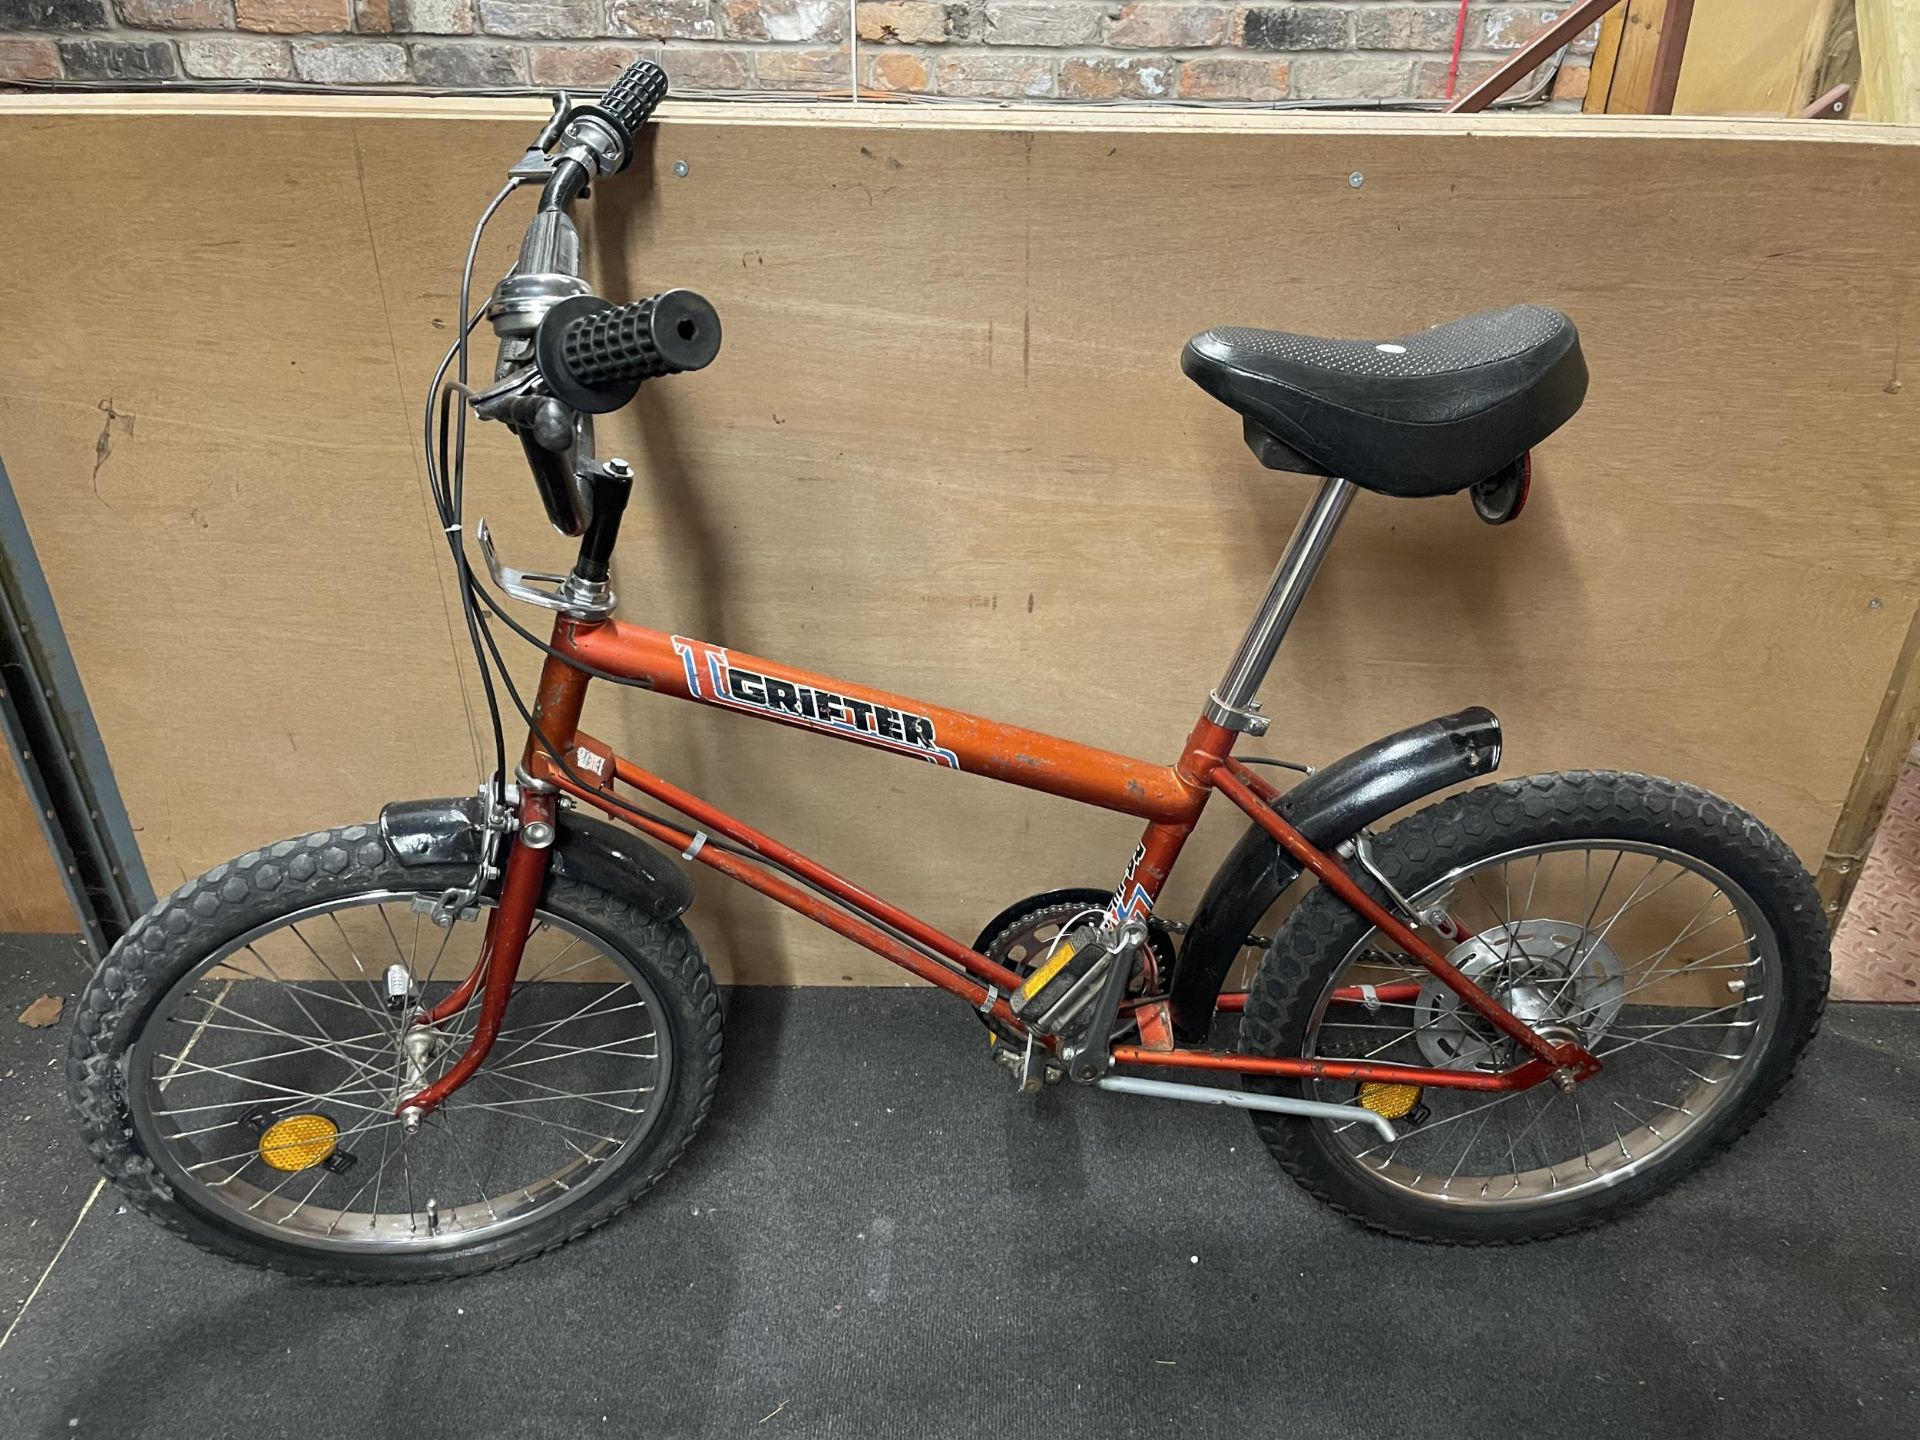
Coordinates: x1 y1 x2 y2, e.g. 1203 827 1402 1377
1239 772 1828 1243
69 823 722 1282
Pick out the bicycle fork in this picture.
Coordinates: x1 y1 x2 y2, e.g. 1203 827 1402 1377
396 788 558 1129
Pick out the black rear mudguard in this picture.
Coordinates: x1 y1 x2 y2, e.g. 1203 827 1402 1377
378 795 694 920
1169 707 1502 1042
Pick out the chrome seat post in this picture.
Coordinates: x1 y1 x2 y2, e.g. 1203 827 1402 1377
1204 476 1358 736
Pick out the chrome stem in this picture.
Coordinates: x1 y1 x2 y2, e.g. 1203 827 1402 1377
1205 476 1357 735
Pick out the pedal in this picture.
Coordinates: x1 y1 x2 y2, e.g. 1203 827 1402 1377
1009 923 1110 1030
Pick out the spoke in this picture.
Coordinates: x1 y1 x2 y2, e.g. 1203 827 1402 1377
488 1035 659 1073
491 999 651 1040
1593 999 1755 1060
186 1143 270 1173
1349 1086 1536 1161
366 1110 397 1229
1440 1107 1497 1193
441 1098 622 1145
160 978 233 1093
447 1081 651 1114
1614 902 1741 990
1521 852 1543 921
1571 858 1687 978
223 950 398 1092
485 989 648 1070
155 1028 393 1078
290 920 400 1047
265 1103 396 1220
150 1062 395 1118
427 1111 501 1224
166 1010 393 1058
1579 848 1624 934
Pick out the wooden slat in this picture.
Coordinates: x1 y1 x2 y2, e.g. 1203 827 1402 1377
1584 6 1631 112
0 97 1917 983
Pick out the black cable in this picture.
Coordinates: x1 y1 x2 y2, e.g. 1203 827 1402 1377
1238 756 1315 775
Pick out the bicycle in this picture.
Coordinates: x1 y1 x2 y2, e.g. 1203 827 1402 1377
69 64 1829 1281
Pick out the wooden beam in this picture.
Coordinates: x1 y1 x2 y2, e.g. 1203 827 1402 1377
1857 0 1920 122
1821 604 1920 924
1645 0 1697 112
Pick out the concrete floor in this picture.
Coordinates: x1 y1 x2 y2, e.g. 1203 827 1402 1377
1 931 1915 1440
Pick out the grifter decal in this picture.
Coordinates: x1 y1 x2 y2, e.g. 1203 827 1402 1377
671 636 960 768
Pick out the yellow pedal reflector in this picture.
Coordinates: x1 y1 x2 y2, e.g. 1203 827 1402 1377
1357 1082 1422 1121
1013 939 1078 1007
258 1113 339 1172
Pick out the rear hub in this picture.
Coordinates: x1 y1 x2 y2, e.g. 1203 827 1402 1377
1413 918 1624 1071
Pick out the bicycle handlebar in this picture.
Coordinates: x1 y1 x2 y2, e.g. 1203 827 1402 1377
477 58 721 533
535 291 723 414
587 60 669 171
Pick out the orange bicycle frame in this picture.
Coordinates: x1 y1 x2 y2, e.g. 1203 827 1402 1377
400 477 1599 1119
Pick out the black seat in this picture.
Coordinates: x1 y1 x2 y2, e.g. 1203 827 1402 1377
1180 304 1587 498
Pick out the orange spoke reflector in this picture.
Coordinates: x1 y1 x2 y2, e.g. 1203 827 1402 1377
1357 1082 1422 1120
258 1113 340 1172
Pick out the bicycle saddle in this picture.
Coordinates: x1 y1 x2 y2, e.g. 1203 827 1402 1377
1181 304 1587 498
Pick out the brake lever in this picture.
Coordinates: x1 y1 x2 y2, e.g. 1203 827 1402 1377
468 370 575 452
507 93 576 182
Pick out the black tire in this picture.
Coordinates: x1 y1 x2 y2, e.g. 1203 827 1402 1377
68 822 723 1282
1239 771 1829 1244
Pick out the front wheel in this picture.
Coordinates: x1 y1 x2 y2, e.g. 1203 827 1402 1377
68 823 722 1282
1239 772 1829 1244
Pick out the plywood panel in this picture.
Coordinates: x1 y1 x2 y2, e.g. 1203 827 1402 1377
1 97 1916 984
1674 0 1831 114
0 747 73 932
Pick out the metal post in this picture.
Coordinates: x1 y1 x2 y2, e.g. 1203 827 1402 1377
1205 476 1357 736
0 454 153 956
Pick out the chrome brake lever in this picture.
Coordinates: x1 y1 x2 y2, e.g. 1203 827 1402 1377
474 518 616 621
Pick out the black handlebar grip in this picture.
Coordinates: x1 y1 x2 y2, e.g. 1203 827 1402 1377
596 60 668 153
535 290 722 414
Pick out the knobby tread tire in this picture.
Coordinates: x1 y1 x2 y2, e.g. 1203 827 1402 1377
68 822 723 1283
1238 771 1829 1244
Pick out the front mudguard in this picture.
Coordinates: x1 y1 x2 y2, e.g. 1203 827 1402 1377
1168 707 1502 1041
378 794 694 921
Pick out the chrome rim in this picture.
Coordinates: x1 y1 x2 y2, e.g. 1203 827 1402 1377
128 891 672 1253
1300 841 1782 1210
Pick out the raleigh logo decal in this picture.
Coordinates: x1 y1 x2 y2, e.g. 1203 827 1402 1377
671 637 959 768
1105 841 1154 925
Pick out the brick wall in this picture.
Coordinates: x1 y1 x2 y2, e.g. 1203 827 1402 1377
0 1 1596 104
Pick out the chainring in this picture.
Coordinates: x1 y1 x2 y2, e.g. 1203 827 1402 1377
969 887 1175 1047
